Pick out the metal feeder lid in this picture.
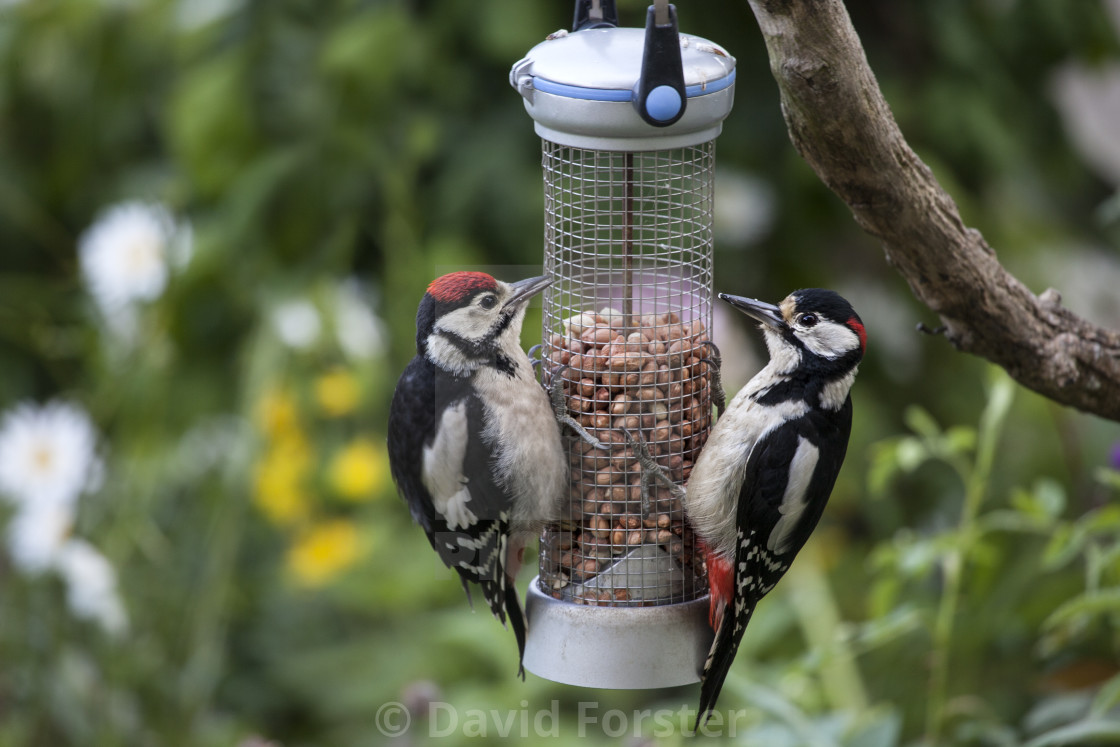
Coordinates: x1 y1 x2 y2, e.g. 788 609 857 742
511 27 736 151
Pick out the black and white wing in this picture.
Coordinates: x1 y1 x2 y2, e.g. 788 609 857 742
696 398 853 726
388 358 527 675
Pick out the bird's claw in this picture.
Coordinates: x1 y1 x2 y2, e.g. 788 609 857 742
697 340 726 417
549 364 609 451
621 428 684 515
527 343 544 373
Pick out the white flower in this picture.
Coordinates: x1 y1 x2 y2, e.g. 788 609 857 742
5 502 73 573
1050 62 1120 188
55 539 128 637
78 200 192 319
335 280 386 360
714 169 776 249
0 400 101 509
270 299 322 350
175 0 244 29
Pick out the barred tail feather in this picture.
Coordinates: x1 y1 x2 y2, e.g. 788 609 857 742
475 529 509 624
477 576 526 680
458 574 475 611
479 578 507 626
693 602 755 732
505 581 527 680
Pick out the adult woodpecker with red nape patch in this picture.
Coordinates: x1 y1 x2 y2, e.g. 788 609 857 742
685 288 865 728
388 271 596 677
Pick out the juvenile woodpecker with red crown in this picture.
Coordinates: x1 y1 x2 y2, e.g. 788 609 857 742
685 288 865 727
388 271 599 677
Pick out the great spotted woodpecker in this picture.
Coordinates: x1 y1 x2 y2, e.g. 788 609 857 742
388 271 575 677
688 288 865 726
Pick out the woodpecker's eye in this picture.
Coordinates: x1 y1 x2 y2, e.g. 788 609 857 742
479 294 498 310
799 313 819 328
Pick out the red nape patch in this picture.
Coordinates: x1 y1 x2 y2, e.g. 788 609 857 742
847 316 867 353
706 548 733 631
427 272 498 303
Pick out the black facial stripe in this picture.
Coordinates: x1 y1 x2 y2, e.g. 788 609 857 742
782 326 809 352
755 346 860 408
435 308 520 377
487 307 517 342
492 353 516 377
438 328 484 357
438 308 514 356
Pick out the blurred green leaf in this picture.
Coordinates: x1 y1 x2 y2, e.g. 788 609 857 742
1011 479 1067 523
1043 524 1084 570
1097 468 1120 492
895 437 928 473
1092 673 1120 718
979 370 1016 442
904 405 942 440
1023 692 1094 738
848 607 924 653
166 50 254 197
1024 718 1120 747
943 425 978 457
1043 589 1120 632
842 707 902 747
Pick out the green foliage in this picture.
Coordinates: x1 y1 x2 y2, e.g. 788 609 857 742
860 372 1120 746
0 0 1118 745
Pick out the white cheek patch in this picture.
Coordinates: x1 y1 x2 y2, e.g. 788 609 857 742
434 306 483 339
422 401 477 530
801 323 860 360
767 435 820 555
426 334 474 376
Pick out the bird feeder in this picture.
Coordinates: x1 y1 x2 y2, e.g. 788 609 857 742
510 0 735 688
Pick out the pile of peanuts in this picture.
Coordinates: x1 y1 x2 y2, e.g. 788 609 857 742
539 308 714 606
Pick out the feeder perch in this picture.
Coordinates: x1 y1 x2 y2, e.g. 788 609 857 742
510 2 735 689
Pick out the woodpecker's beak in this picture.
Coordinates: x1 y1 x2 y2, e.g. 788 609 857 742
504 275 553 309
719 293 787 331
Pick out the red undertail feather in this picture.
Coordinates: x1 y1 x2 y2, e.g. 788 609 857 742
706 547 733 631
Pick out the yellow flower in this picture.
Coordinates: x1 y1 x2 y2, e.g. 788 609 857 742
255 386 300 438
252 432 314 526
253 454 310 526
287 520 362 586
315 368 361 417
327 437 386 501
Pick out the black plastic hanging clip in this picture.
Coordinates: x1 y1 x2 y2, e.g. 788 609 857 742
573 0 618 30
634 2 686 127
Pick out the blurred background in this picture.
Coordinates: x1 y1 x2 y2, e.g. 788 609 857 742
2 0 1120 745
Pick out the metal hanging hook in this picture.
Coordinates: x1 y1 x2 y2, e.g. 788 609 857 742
573 0 618 30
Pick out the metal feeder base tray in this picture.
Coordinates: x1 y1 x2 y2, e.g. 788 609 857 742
523 577 714 689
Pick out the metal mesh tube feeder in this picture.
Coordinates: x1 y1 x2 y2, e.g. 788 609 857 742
510 1 735 688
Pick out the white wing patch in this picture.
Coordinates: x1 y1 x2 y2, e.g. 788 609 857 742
766 436 819 555
441 488 477 531
422 401 477 531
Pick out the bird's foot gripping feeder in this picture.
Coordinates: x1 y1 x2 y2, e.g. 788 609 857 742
511 1 735 689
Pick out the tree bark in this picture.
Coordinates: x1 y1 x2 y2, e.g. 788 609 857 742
745 0 1120 422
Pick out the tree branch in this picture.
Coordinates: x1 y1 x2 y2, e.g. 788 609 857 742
746 0 1120 422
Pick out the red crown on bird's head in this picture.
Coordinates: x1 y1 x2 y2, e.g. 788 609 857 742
427 272 499 304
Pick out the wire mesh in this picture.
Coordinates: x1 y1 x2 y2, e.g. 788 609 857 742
538 140 715 607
